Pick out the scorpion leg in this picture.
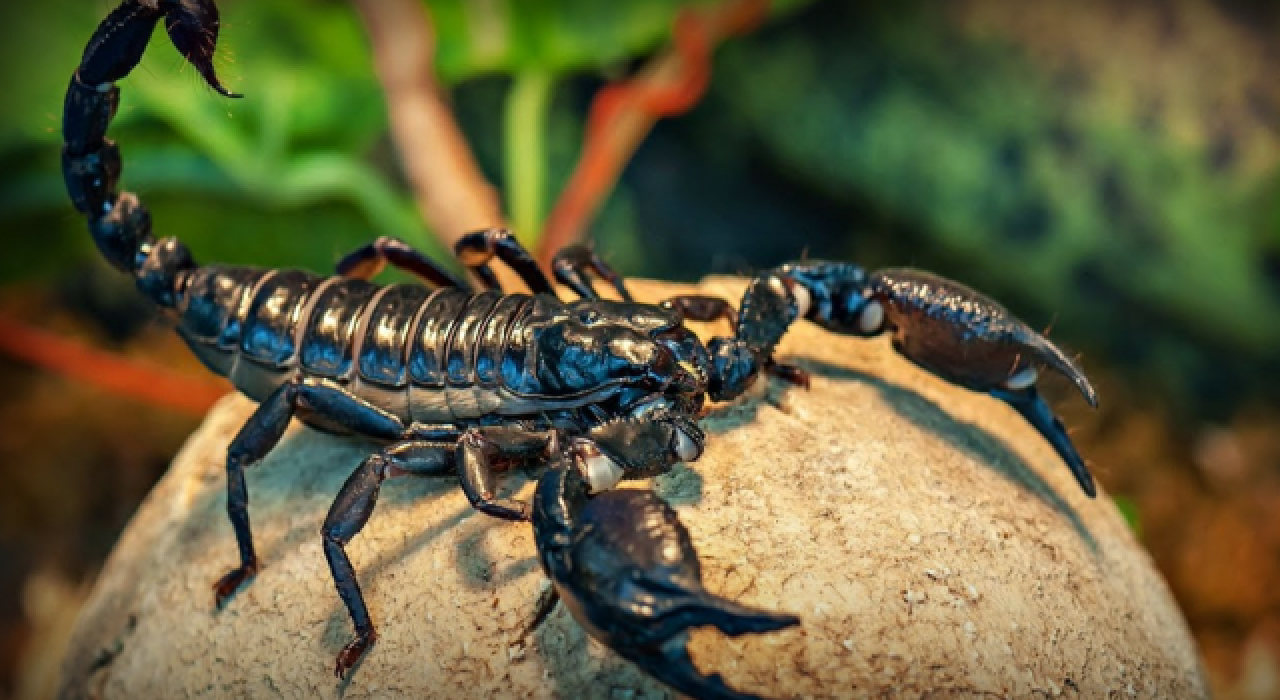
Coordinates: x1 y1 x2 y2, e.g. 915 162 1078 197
532 465 798 700
662 294 738 326
550 243 634 301
327 414 691 678
322 439 455 679
335 236 469 289
214 376 408 607
455 426 561 521
660 293 817 387
454 228 555 295
325 425 557 677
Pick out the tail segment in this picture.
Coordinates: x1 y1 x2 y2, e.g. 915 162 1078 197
74 0 239 95
63 0 239 305
158 0 241 98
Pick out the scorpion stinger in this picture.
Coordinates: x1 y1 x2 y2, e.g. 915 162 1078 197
533 466 799 700
692 262 1101 498
64 0 238 315
75 0 239 99
159 0 242 98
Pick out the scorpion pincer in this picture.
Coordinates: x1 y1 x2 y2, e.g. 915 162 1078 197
62 2 1098 697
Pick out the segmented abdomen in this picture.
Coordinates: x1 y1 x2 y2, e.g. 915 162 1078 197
175 267 540 422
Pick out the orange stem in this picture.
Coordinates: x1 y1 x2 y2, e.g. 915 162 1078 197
0 313 229 416
537 0 769 266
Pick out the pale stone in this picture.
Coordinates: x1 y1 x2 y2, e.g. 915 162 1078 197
57 278 1208 699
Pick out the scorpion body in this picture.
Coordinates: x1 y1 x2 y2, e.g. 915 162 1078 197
63 2 1100 697
176 267 693 427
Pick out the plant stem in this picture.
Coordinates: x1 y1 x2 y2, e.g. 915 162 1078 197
504 70 554 245
354 0 527 289
537 0 770 266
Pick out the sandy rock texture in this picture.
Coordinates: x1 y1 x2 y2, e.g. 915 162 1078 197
58 278 1207 699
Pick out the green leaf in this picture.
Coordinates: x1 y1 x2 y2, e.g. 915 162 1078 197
429 0 816 80
431 0 706 81
0 0 439 282
1111 495 1142 538
713 1 1280 357
0 0 811 284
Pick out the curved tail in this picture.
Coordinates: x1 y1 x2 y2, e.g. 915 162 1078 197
63 0 240 306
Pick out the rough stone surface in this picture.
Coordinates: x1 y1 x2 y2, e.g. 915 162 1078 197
58 278 1207 699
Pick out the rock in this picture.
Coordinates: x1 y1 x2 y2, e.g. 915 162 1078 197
58 278 1207 699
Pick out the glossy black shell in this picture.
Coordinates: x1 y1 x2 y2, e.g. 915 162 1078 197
173 266 618 423
869 267 1034 391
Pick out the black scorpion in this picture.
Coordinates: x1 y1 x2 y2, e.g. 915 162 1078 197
62 2 1100 697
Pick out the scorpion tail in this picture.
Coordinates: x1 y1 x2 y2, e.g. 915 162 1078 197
65 0 238 303
160 0 241 98
74 0 238 96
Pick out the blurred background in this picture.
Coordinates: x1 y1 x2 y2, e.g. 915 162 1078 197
1 0 1278 697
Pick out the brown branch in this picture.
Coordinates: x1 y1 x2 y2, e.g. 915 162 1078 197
536 0 770 267
351 0 528 289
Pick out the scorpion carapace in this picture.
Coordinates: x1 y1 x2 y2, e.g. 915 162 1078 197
64 2 1099 697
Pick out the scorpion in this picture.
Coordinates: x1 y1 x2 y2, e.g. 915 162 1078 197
62 2 1099 698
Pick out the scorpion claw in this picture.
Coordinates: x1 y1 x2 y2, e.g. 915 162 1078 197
628 639 780 700
1022 332 1098 409
848 268 1101 496
533 468 799 699
991 387 1096 498
607 577 797 700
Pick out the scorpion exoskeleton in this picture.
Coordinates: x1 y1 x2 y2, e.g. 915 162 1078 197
62 2 1099 698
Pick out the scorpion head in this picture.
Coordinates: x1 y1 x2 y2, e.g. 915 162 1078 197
531 301 709 407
